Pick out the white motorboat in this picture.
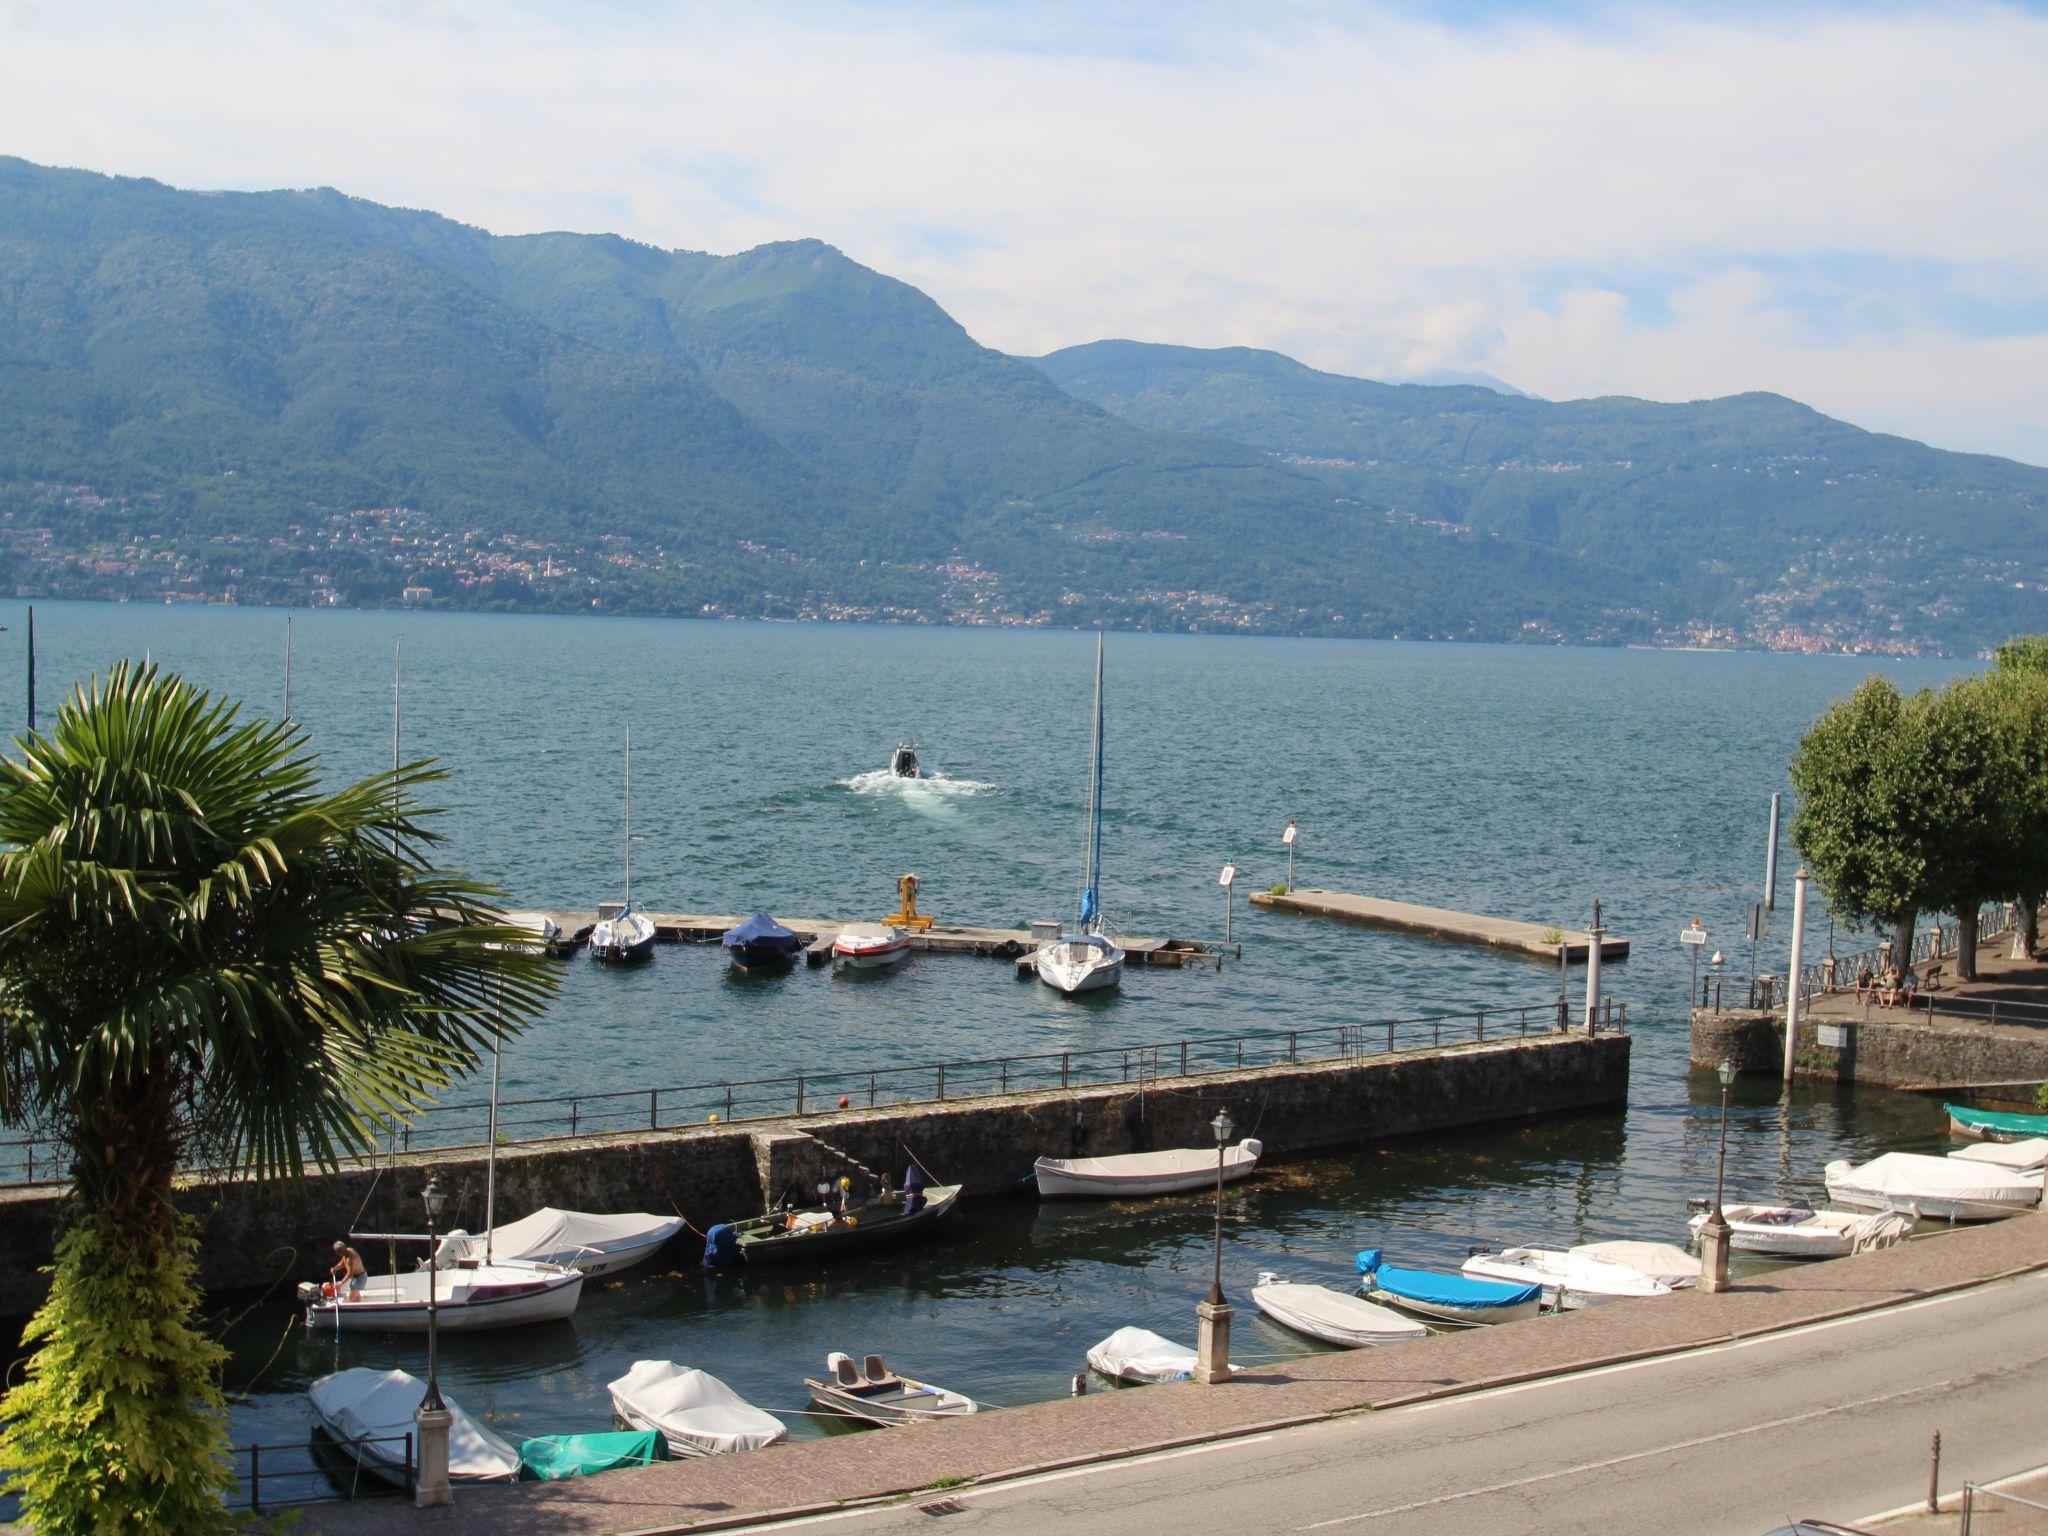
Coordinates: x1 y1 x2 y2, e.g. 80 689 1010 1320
500 909 566 954
890 741 921 778
1571 1240 1702 1288
1949 1137 2048 1173
607 1361 788 1458
833 922 911 970
1686 1203 1914 1259
1825 1152 2042 1222
1251 1273 1429 1347
589 903 656 965
1460 1246 1673 1309
433 1208 686 1278
308 1368 519 1484
299 1258 583 1332
1034 1139 1263 1199
1355 1249 1544 1325
1086 1326 1235 1384
804 1352 977 1426
1037 634 1125 997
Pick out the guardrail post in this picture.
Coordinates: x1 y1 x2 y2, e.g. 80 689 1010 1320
1180 1042 1188 1077
569 1101 578 1138
250 1443 261 1514
650 1089 659 1131
1288 1031 1298 1062
937 1064 947 1101
1476 1009 1486 1041
1386 1020 1395 1052
725 1084 735 1121
796 1075 805 1115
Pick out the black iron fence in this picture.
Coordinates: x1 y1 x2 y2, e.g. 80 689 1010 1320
234 1431 413 1513
1696 902 2019 1016
0 997 1621 1188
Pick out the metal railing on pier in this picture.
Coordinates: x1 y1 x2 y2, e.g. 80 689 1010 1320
0 998 1622 1188
233 1432 414 1513
1963 1478 2048 1533
1696 902 2017 1015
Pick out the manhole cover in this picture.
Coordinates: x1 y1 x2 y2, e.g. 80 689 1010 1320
919 1497 969 1516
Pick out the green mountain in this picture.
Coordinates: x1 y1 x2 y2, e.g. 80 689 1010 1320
1028 341 2048 651
0 155 2039 651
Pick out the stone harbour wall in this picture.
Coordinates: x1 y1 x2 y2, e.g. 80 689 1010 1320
0 1029 1630 1318
1691 1006 2048 1091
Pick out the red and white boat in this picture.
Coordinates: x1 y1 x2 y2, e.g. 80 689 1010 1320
833 922 911 971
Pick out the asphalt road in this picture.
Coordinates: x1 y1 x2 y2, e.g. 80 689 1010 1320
744 1270 2048 1536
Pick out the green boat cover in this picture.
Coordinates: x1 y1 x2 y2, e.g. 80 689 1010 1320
1945 1102 2048 1138
517 1429 667 1481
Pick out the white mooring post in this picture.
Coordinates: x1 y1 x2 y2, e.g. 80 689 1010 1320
1583 900 1604 1032
1782 868 1810 1083
1764 792 1782 910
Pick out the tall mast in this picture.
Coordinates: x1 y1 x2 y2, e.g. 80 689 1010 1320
1081 631 1104 928
485 975 500 1264
24 605 33 733
390 641 401 856
624 727 633 904
283 615 293 718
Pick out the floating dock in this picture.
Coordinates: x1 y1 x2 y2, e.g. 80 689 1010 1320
532 911 1224 968
1249 888 1628 962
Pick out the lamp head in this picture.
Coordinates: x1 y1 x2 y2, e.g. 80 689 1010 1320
422 1175 447 1223
1211 1109 1235 1145
1717 1059 1736 1089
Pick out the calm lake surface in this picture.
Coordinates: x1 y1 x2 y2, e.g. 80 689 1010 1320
0 602 1973 1489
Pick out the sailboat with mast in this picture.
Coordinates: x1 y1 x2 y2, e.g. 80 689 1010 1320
1035 633 1125 995
589 728 656 965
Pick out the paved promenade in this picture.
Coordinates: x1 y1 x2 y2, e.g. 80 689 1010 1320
312 1210 2048 1536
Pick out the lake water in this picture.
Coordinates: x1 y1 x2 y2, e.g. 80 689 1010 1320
0 602 1971 1498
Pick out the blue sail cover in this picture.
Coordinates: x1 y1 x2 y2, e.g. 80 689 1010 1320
1356 1249 1542 1310
722 912 800 953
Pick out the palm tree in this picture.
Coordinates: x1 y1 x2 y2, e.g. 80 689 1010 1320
0 662 559 1535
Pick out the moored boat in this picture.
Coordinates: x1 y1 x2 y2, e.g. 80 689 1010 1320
722 911 803 969
501 909 569 955
1949 1137 2048 1173
804 1352 977 1426
1571 1239 1702 1288
1251 1273 1429 1347
1086 1326 1231 1384
1034 1139 1262 1199
1946 1102 2048 1142
299 1257 583 1332
1037 633 1125 996
308 1368 519 1484
607 1360 788 1458
1460 1245 1673 1309
703 1180 963 1267
1825 1151 2041 1222
589 903 656 965
1356 1248 1544 1325
1685 1203 1914 1259
432 1207 686 1278
833 922 911 970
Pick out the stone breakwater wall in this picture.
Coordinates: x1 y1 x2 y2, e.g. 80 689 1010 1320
1691 1007 2048 1089
0 1030 1629 1318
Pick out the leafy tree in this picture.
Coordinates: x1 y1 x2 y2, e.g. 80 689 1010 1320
1994 634 2048 677
1915 678 2029 980
1987 636 2048 956
0 663 558 1535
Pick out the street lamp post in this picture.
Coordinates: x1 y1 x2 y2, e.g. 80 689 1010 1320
1699 1062 1737 1294
1194 1108 1236 1383
414 1175 454 1508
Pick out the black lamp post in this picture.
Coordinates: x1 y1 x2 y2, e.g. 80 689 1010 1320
1712 1060 1736 1224
421 1175 448 1412
1207 1108 1234 1306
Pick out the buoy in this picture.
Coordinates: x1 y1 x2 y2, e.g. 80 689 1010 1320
838 1095 850 1109
707 1112 720 1124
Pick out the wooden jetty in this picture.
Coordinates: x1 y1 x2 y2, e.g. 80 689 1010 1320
532 911 1224 969
1248 888 1628 963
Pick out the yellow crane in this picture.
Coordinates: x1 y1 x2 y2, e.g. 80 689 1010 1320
883 872 934 931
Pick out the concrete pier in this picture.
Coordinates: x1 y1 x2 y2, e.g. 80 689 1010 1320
0 1028 1628 1318
1250 888 1629 963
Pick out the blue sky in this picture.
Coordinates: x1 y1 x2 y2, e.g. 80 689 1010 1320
2 0 2044 464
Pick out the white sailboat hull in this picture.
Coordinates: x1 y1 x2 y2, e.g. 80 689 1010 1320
1035 937 1124 994
300 1262 583 1332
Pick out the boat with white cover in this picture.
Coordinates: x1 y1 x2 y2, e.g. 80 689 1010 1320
1086 1326 1235 1384
433 1208 686 1278
1355 1249 1544 1325
1825 1151 2042 1221
1572 1240 1702 1288
1949 1137 2048 1173
1460 1246 1673 1309
1251 1273 1429 1347
833 922 911 970
1036 634 1125 996
805 1352 977 1426
501 909 568 954
1034 1139 1263 1199
607 1360 788 1457
1685 1203 1914 1259
308 1368 519 1484
299 1258 583 1332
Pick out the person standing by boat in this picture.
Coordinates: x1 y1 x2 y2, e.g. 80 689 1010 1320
329 1240 366 1302
901 1162 928 1215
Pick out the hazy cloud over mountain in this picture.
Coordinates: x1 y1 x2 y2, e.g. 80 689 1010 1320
3 1 2043 463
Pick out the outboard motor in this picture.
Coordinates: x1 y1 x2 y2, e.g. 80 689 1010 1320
700 1222 740 1270
891 742 919 778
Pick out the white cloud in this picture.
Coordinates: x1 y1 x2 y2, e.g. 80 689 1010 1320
2 1 2045 461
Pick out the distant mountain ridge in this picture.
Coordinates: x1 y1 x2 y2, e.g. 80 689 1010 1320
0 156 2041 652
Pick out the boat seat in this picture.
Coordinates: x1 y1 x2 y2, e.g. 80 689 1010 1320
862 1354 893 1386
831 1354 863 1388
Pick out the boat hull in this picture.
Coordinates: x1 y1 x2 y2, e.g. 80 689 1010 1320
1461 1248 1671 1310
1251 1282 1427 1347
834 940 910 970
1034 939 1124 994
1366 1286 1543 1326
804 1378 976 1427
1685 1205 1880 1259
1947 1103 2048 1142
1825 1156 2039 1222
1034 1145 1260 1199
733 1185 961 1266
302 1270 583 1332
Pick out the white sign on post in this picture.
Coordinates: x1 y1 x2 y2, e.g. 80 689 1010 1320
1680 927 1708 946
1281 822 1298 846
1219 863 1237 888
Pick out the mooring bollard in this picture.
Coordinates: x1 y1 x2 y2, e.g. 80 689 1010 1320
1929 1429 1941 1512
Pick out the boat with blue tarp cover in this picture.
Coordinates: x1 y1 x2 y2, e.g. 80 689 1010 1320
1947 1102 2048 1142
722 912 803 969
1356 1247 1545 1325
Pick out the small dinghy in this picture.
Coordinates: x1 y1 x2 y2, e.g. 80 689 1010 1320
1571 1240 1702 1289
1460 1246 1673 1309
890 741 921 778
1356 1249 1544 1325
299 1258 583 1332
433 1208 686 1278
723 912 803 969
309 1368 519 1485
805 1352 977 1426
501 910 569 955
1251 1273 1429 1347
833 922 911 971
1086 1326 1235 1384
589 903 656 965
1034 1139 1262 1199
1946 1102 2048 1142
1686 1203 1914 1259
1826 1151 2042 1222
607 1361 789 1458
703 1178 963 1268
